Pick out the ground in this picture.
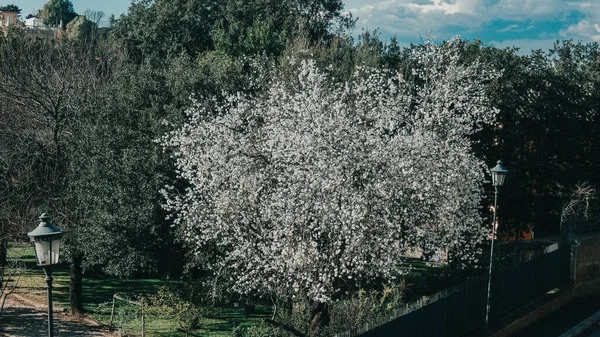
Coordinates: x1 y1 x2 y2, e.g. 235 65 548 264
0 293 114 337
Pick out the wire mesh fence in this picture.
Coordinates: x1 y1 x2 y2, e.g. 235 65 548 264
0 244 35 316
101 293 197 337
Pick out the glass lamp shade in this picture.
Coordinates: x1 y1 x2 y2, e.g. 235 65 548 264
490 160 508 187
32 237 62 266
27 213 64 267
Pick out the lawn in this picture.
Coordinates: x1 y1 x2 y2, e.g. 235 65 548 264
4 243 449 336
3 242 270 337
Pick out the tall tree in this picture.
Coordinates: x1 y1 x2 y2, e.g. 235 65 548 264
162 37 499 330
212 0 353 56
0 27 115 314
40 0 77 28
110 0 219 65
110 0 354 65
65 15 95 41
66 62 186 279
0 4 20 13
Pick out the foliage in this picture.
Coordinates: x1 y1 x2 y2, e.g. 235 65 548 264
65 61 186 278
559 183 597 237
0 27 183 312
40 0 77 28
146 284 212 333
65 15 95 41
110 0 218 65
328 282 405 335
0 4 20 13
232 321 283 337
162 37 499 304
464 40 600 237
212 0 353 57
111 0 353 65
0 30 105 249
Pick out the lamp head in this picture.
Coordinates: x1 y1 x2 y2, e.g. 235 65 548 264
490 160 508 187
27 214 64 266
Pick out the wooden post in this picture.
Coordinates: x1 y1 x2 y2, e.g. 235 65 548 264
141 304 145 337
112 293 144 336
109 295 116 327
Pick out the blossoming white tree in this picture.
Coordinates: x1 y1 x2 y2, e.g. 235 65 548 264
162 38 499 308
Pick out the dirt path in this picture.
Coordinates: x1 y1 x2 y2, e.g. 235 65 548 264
0 295 114 337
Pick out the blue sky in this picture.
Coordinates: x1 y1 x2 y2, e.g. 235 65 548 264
16 0 130 20
14 0 600 54
344 0 600 53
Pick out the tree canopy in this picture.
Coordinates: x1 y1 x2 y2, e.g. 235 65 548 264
162 38 499 303
0 4 20 13
40 0 77 28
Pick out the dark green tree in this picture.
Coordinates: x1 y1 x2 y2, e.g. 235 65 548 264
212 0 352 56
40 0 77 28
463 40 600 237
65 15 95 41
0 4 20 12
66 63 186 280
110 0 218 65
110 0 354 65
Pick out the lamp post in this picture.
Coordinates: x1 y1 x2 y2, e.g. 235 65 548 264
485 160 508 334
27 213 64 337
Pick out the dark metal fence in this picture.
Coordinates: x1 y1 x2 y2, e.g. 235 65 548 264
355 244 570 337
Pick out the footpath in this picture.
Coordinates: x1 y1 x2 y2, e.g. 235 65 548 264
0 294 113 337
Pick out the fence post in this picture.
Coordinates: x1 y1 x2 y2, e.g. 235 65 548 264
570 239 580 285
109 295 116 327
464 281 468 333
141 304 145 337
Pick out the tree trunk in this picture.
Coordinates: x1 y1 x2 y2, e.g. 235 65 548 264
285 297 293 317
69 254 84 315
0 240 6 289
309 301 330 336
0 239 7 269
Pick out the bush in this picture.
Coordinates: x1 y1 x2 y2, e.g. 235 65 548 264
146 284 211 333
232 321 283 337
329 281 405 335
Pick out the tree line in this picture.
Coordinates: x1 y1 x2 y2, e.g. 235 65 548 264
1 0 600 334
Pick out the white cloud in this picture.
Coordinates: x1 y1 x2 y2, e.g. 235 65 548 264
559 2 600 41
490 0 569 20
497 24 519 33
560 20 600 41
345 0 488 40
343 0 599 49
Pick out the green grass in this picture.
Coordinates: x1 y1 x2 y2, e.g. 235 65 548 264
5 243 448 336
5 242 269 337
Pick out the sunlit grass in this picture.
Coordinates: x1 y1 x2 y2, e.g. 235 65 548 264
6 242 440 336
5 242 268 337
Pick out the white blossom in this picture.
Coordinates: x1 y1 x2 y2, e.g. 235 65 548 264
162 37 500 302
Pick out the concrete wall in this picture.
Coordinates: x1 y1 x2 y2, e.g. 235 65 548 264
575 233 600 283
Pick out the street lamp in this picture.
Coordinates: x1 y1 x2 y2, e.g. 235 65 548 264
485 160 508 334
27 213 64 337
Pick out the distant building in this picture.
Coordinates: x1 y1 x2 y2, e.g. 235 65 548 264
1 10 58 39
0 9 18 27
25 17 44 28
23 16 56 39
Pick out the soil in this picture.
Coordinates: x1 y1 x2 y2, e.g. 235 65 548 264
0 293 115 337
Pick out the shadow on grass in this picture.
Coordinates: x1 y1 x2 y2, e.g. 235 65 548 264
8 243 269 336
